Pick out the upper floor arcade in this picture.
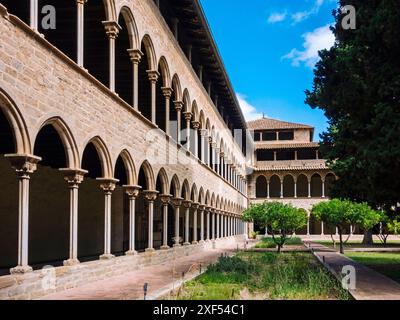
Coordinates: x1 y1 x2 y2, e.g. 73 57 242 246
0 0 249 194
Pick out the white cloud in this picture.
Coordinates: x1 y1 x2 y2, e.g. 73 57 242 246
282 24 335 68
291 0 325 24
236 93 264 121
268 12 287 24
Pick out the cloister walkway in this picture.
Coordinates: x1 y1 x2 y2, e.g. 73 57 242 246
308 242 400 300
40 239 254 300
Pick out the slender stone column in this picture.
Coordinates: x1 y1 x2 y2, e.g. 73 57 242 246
147 70 160 124
30 0 38 30
211 143 217 172
143 191 159 252
97 178 119 260
211 209 216 240
192 203 199 244
171 197 183 246
6 154 41 274
159 194 172 250
102 21 120 92
199 205 205 243
200 129 207 163
128 49 143 110
294 179 298 198
321 222 325 236
60 169 87 266
321 178 326 198
76 0 87 66
208 137 213 167
161 87 173 136
280 178 284 199
183 200 192 245
215 147 220 174
216 211 220 239
192 121 200 158
206 207 211 241
124 185 141 255
307 213 311 236
173 101 183 143
308 177 312 198
183 111 192 150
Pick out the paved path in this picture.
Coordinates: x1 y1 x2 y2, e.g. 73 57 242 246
308 242 400 300
40 239 254 300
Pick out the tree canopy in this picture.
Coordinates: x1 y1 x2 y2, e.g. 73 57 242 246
305 0 400 213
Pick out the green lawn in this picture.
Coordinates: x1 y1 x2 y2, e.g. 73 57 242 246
166 252 350 300
255 236 303 249
314 240 400 250
345 252 400 283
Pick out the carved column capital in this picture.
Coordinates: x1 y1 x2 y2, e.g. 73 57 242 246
143 190 159 202
192 121 200 130
183 111 192 122
198 204 206 211
60 168 88 187
191 202 200 210
147 70 160 83
171 197 183 208
173 101 184 112
102 20 121 39
127 48 143 64
5 154 42 177
76 0 88 4
159 194 172 205
161 87 173 99
97 178 119 193
123 185 141 198
182 200 192 209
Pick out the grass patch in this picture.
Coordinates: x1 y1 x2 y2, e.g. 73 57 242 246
345 252 400 284
314 240 400 250
166 252 350 300
255 237 303 249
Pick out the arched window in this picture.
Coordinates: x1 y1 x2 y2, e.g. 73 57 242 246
283 175 295 198
256 176 267 198
269 175 281 198
297 174 308 197
311 174 323 197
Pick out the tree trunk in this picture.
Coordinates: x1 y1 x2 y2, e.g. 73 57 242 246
277 244 282 254
362 229 374 245
339 232 344 254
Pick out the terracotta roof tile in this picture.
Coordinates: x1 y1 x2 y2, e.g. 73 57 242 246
254 142 319 150
247 118 313 130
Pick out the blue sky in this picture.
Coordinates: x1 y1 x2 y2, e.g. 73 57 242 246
200 0 338 140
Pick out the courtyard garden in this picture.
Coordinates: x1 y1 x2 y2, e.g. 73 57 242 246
165 251 350 300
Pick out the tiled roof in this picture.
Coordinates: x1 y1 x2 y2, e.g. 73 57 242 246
247 118 313 130
253 160 328 171
255 142 319 150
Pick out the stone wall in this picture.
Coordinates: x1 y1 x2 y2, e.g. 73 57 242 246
0 236 245 300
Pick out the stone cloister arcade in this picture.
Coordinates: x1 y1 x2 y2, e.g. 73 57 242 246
0 0 248 278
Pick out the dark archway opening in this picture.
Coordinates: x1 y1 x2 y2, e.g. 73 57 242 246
325 173 336 198
256 176 267 198
156 64 166 131
79 142 104 262
138 42 152 121
269 175 281 198
115 14 133 106
136 166 149 252
297 175 308 197
0 108 18 274
112 156 129 256
283 175 295 198
38 0 77 61
0 1 30 25
84 1 108 87
311 174 323 197
30 125 69 269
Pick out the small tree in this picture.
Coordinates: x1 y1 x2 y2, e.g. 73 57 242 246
312 200 381 254
243 202 307 253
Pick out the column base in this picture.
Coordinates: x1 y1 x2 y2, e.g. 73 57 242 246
100 254 115 260
125 250 138 256
192 241 198 245
63 259 80 267
199 240 205 244
160 245 170 250
183 242 191 246
173 243 181 247
145 248 156 253
10 265 33 274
